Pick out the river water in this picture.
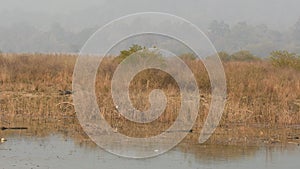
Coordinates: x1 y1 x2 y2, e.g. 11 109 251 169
0 134 299 169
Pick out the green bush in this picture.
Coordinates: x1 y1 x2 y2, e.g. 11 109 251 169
270 50 300 70
218 50 260 62
115 44 144 63
218 51 231 61
178 53 197 61
230 50 260 61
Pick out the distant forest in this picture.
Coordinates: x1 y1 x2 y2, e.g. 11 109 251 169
1 18 300 57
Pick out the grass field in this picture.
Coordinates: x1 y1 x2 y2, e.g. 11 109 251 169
0 53 299 146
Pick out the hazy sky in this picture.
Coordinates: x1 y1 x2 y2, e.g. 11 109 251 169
0 0 102 13
0 0 300 54
0 0 300 31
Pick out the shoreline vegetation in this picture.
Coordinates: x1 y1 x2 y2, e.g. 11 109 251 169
0 49 300 147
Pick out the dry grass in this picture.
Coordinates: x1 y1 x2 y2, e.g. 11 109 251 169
223 61 300 126
0 53 299 145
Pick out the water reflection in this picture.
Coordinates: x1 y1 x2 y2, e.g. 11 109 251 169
1 134 300 169
1 117 300 169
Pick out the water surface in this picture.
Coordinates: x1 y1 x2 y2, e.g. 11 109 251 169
1 134 299 169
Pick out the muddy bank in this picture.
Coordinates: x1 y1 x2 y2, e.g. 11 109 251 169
1 112 300 148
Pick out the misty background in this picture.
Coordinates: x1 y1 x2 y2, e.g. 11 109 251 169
0 0 300 56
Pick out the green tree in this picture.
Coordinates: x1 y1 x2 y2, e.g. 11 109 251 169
270 50 300 70
218 51 231 62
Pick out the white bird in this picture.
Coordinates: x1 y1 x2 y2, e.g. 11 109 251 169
0 138 7 143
